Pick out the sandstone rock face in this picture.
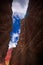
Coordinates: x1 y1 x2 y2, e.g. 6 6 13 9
10 19 27 65
10 0 43 65
26 0 43 65
0 0 13 64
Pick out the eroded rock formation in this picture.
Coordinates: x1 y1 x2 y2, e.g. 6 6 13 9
0 0 13 65
10 0 43 65
9 19 27 65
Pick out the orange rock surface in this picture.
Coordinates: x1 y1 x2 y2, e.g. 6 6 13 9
5 48 13 65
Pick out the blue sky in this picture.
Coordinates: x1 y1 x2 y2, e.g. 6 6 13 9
9 0 29 49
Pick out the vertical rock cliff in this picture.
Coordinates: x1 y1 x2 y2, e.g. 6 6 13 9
0 0 13 65
10 0 43 65
26 0 43 65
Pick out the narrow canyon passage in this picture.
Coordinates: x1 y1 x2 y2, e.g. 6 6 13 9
9 0 43 65
0 0 43 65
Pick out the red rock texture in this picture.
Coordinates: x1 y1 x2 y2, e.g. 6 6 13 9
5 48 13 61
10 0 43 65
25 0 43 65
0 0 13 64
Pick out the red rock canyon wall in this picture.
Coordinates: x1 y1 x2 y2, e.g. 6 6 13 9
0 0 13 64
10 0 43 65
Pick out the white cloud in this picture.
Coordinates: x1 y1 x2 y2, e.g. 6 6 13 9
13 0 29 7
9 33 19 48
9 41 16 49
18 29 21 34
12 0 29 18
13 18 15 24
11 33 19 42
13 0 26 6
